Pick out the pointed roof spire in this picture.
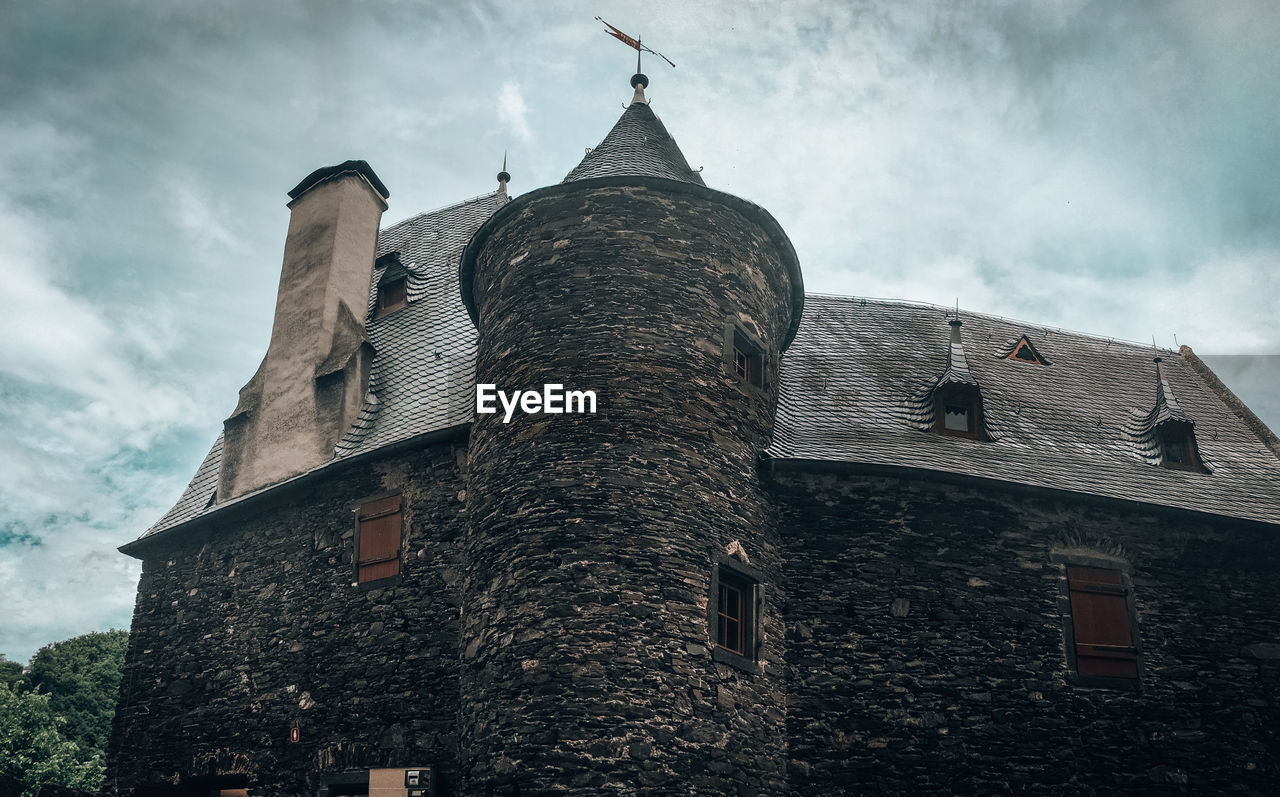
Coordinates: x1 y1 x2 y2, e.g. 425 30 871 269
562 72 704 186
1150 356 1192 426
497 151 511 197
938 316 979 387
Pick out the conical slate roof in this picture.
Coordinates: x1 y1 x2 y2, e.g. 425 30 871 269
936 319 980 388
563 100 706 186
1150 358 1194 427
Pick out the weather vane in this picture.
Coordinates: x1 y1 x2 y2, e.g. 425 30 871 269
596 16 676 71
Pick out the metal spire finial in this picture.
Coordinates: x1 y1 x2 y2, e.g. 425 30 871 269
596 16 674 107
497 150 511 196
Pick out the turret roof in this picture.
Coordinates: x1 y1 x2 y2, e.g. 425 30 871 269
563 100 705 186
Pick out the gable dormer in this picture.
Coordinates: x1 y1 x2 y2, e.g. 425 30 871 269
1146 356 1207 472
904 317 990 440
373 251 409 318
933 319 987 439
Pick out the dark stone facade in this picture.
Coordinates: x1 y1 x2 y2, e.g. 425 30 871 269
460 180 798 794
773 466 1280 796
105 442 470 795
105 178 1280 796
106 444 1280 795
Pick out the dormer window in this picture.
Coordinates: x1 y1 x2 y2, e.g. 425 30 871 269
376 276 407 317
1156 422 1204 472
943 401 971 432
1143 357 1207 473
934 385 983 439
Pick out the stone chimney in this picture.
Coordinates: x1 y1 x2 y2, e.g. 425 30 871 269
218 161 389 500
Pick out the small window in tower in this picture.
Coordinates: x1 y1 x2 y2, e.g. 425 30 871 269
732 330 764 388
1065 566 1139 683
717 573 748 655
709 557 763 672
376 277 408 317
355 494 403 586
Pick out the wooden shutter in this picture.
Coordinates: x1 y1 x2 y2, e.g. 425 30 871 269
357 495 402 583
1067 566 1138 678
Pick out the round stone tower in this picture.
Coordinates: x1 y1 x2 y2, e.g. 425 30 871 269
457 75 803 795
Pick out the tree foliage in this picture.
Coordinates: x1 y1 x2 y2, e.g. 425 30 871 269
23 629 129 753
0 629 128 796
0 683 102 797
0 655 22 689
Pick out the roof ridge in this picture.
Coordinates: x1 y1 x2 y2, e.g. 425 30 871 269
803 293 1184 356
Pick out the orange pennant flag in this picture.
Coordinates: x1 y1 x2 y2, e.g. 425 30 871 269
598 17 641 51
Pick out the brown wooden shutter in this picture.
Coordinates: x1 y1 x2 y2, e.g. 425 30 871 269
357 495 402 583
1067 566 1138 678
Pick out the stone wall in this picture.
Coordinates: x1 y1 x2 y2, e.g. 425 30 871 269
459 181 797 794
773 467 1280 796
105 441 468 796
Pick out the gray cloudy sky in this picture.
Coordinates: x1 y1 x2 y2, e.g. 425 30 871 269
2 0 1278 662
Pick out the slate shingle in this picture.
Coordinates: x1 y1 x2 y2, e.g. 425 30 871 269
767 295 1280 525
563 102 705 186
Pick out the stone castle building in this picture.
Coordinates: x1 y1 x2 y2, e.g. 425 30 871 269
105 72 1280 796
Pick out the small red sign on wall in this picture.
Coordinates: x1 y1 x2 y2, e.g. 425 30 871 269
289 726 301 743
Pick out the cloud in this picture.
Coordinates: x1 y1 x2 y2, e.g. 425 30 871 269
0 125 211 662
498 81 532 143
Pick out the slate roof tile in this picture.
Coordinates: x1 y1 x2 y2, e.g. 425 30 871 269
563 102 705 186
767 295 1280 525
146 431 222 532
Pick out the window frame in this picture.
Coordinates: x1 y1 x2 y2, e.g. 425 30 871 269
353 492 404 589
722 320 770 393
933 385 985 440
375 276 408 318
1051 552 1142 690
708 555 764 673
1005 337 1048 365
1156 420 1205 473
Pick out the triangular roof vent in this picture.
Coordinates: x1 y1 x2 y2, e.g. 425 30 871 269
1001 335 1051 365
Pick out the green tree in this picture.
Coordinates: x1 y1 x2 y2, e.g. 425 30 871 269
0 655 22 689
22 629 128 754
0 682 102 796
